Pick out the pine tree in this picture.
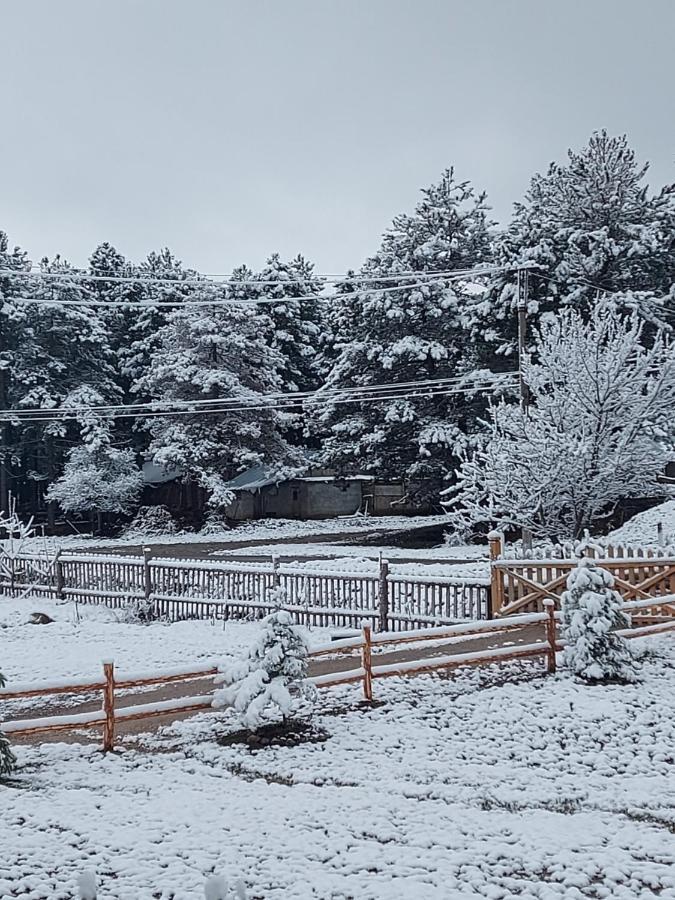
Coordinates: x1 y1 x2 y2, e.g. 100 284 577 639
214 609 310 729
315 169 495 503
561 559 637 683
0 230 32 515
471 131 675 359
136 279 303 509
257 253 322 394
0 670 17 778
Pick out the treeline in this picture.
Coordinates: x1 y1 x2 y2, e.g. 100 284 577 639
1 131 673 526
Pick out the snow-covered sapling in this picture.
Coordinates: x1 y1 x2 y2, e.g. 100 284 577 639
0 670 17 779
561 559 638 683
213 610 311 729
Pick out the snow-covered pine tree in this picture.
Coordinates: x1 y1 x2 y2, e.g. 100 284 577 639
1 251 122 523
470 131 675 359
315 169 496 504
444 304 675 539
0 230 32 515
122 248 196 388
315 270 362 379
561 559 637 683
253 254 322 443
136 278 303 510
213 610 310 729
0 670 17 778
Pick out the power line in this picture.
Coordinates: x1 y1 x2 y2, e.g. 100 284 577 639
0 269 505 309
0 263 508 290
0 378 518 424
4 373 518 418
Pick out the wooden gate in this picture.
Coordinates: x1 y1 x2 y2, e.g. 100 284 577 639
489 534 675 620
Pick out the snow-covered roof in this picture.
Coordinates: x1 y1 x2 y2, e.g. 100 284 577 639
225 466 375 492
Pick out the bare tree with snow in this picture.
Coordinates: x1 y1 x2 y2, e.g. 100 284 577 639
445 304 675 539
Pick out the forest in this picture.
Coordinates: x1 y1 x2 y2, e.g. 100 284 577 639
1 131 674 536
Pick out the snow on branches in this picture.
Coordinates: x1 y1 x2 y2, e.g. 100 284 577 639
561 560 637 683
444 304 675 539
213 611 311 730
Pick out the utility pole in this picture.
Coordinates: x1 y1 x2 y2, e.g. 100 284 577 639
517 266 529 412
517 266 532 552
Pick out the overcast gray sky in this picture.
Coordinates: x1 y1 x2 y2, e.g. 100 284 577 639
1 0 673 274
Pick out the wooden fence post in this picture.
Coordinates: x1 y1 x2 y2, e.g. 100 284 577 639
361 621 373 701
142 546 153 605
378 558 389 632
488 531 504 618
272 555 280 589
55 549 64 601
543 599 557 674
102 660 116 752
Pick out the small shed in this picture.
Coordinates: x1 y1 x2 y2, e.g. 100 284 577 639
222 467 373 520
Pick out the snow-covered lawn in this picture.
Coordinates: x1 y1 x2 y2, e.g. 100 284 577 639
2 636 674 898
0 597 331 685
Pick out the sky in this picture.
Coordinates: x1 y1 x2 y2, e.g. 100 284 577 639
1 0 673 275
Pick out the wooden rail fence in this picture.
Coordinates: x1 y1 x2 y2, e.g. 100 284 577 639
3 600 672 751
0 550 491 629
489 533 675 620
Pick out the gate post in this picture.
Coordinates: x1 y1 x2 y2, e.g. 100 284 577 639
488 531 504 618
543 599 557 674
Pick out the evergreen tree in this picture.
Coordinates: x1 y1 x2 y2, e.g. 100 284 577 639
0 670 17 778
136 280 303 509
213 609 310 729
561 559 637 683
472 131 675 358
0 248 121 521
315 169 495 503
0 230 32 515
256 252 322 394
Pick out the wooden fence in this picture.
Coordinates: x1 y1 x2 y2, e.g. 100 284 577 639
489 533 675 620
0 550 492 630
3 599 673 751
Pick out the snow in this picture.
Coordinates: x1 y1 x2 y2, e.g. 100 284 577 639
608 499 675 547
1 637 674 897
16 514 454 555
0 596 331 686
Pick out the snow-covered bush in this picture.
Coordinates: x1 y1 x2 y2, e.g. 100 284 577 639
204 874 247 899
0 670 17 780
200 511 231 535
125 505 178 538
213 610 311 729
47 444 143 518
561 559 638 683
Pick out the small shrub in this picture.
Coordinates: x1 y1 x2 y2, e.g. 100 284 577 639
124 505 178 538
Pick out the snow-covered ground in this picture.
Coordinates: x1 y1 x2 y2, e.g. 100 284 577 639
0 597 331 685
1 638 674 898
17 514 454 554
608 500 675 547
